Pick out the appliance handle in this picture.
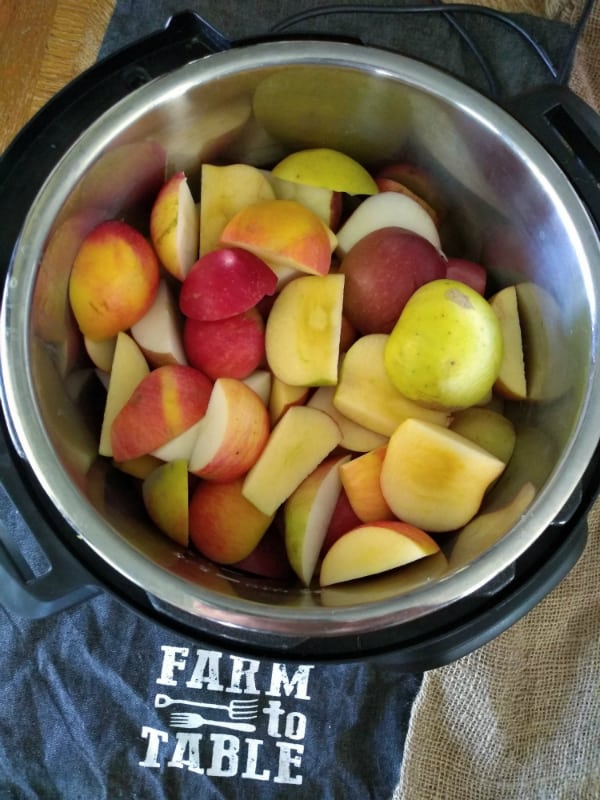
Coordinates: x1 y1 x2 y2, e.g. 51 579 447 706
504 85 600 227
0 424 101 619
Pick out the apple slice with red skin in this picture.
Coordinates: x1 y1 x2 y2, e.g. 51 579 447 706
189 477 274 564
179 247 277 321
320 488 363 557
233 523 294 579
111 364 212 462
319 520 440 586
183 307 265 381
445 257 487 295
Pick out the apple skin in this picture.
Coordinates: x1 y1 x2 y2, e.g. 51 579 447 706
319 520 440 586
142 459 189 546
340 226 447 334
179 247 277 321
445 257 487 295
489 284 527 400
188 377 270 482
149 171 199 280
320 488 363 556
69 220 160 341
219 198 335 277
189 477 275 564
183 307 265 380
233 523 294 579
111 364 213 462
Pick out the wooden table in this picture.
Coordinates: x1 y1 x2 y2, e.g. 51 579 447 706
0 0 597 156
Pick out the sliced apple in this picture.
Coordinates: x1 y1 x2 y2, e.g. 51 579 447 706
150 171 199 280
199 162 276 255
98 331 149 457
189 477 274 564
265 273 344 386
308 386 388 453
113 454 163 480
335 192 441 257
319 521 440 586
489 284 527 400
220 199 336 277
375 162 448 222
450 407 516 464
262 170 342 230
84 335 117 372
284 454 350 586
271 147 378 196
242 369 272 406
242 406 342 516
130 279 187 367
269 376 311 426
339 447 394 523
188 377 270 482
142 459 189 546
333 334 450 437
152 419 204 463
111 364 213 462
374 176 439 225
380 418 506 532
448 482 537 569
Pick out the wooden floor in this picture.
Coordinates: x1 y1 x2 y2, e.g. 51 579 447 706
0 0 597 156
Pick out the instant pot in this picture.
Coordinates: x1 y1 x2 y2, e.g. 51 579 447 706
1 12 599 669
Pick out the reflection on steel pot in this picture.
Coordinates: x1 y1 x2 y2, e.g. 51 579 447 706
1 40 600 667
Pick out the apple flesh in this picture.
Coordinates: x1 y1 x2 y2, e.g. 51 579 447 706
188 377 270 482
307 386 388 453
142 459 189 546
340 226 446 334
374 176 439 225
220 199 335 277
263 170 342 230
189 477 275 564
265 273 345 386
334 334 451 437
375 162 448 223
183 307 265 380
179 247 277 321
319 521 440 586
111 364 213 462
149 171 199 280
269 376 310 426
284 454 350 585
130 279 187 367
489 284 527 400
335 192 441 257
242 406 342 516
339 447 394 523
69 220 160 340
380 418 506 532
84 335 117 373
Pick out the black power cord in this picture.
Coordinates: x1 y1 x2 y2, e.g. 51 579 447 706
269 1 596 100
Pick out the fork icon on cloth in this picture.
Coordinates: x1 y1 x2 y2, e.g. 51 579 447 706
169 711 256 733
154 693 259 720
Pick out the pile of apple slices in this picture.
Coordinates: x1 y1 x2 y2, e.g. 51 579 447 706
69 147 543 589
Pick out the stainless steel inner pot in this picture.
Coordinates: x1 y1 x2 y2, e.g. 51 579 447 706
2 41 600 653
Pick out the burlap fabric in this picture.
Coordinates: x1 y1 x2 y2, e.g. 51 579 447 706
395 8 600 797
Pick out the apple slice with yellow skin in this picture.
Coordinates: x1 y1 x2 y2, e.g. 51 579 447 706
339 447 394 523
131 279 187 367
333 334 450 437
319 521 440 586
188 378 270 482
242 369 272 406
150 171 199 280
284 454 350 586
448 482 537 569
308 386 388 453
85 335 117 372
113 454 163 480
269 376 311 426
450 407 516 464
220 199 336 277
263 170 343 230
111 364 213 462
242 406 342 516
335 192 441 257
189 477 275 564
265 273 345 386
199 163 276 255
380 418 506 532
271 148 379 196
142 459 189 547
98 331 149 457
489 284 527 400
69 220 160 341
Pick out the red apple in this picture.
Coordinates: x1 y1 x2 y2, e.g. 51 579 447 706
233 523 294 579
340 226 446 334
183 307 265 380
445 257 487 295
320 488 362 557
179 247 277 321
